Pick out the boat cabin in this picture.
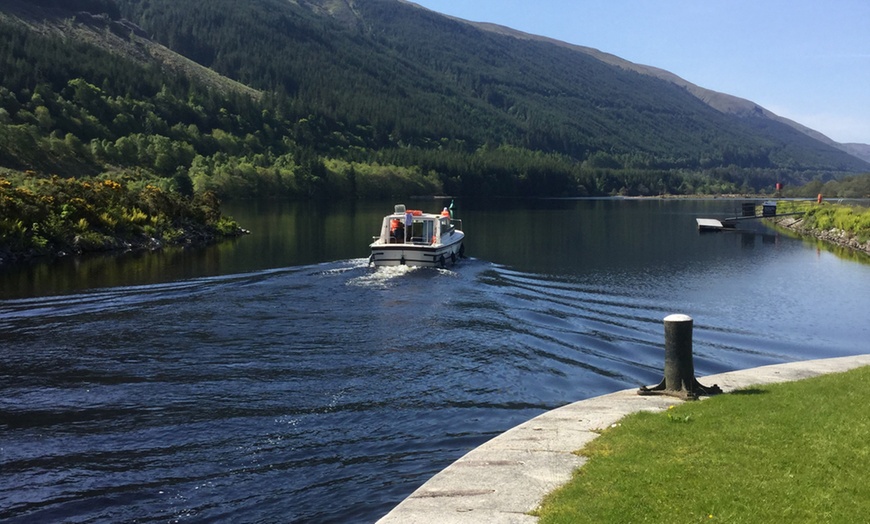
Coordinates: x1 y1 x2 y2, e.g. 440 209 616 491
376 204 456 246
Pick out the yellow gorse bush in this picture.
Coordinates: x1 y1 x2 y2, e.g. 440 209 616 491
0 173 236 257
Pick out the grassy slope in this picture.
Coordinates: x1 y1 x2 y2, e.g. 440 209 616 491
536 366 870 523
772 201 870 256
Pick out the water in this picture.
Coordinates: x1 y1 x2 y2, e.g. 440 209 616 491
1 199 868 523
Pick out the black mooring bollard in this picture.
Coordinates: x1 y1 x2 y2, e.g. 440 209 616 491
638 314 722 400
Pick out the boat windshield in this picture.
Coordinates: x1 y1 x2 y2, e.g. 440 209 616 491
409 218 435 244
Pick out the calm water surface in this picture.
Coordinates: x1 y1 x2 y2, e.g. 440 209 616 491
1 199 868 523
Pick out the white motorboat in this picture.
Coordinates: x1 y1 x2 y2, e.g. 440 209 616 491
369 204 465 267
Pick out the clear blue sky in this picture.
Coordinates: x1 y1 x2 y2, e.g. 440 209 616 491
410 0 870 144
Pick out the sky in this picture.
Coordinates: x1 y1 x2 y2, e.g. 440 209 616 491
409 0 870 145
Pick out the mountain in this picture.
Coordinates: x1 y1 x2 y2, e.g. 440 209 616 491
113 0 868 171
1 0 868 201
0 0 258 98
465 17 867 156
840 143 870 165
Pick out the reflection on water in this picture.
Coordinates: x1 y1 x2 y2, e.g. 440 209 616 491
1 198 868 523
2 198 868 299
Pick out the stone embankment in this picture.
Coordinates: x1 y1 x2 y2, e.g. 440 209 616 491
771 216 870 257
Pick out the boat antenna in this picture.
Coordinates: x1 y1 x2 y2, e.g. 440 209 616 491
449 199 454 219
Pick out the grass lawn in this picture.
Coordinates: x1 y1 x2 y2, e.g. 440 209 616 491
535 366 870 523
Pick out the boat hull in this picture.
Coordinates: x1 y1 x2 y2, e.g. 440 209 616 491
370 235 464 268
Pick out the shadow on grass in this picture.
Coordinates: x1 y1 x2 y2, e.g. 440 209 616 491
730 388 768 396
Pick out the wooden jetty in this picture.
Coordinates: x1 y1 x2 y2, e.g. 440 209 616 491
696 217 735 231
696 201 778 231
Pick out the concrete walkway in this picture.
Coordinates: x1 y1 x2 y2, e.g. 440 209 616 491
376 354 870 524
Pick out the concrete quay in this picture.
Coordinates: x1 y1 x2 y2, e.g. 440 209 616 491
377 354 870 524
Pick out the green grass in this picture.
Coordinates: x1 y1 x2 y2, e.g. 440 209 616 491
777 201 870 243
535 366 870 523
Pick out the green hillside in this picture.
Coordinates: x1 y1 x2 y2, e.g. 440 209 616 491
1 0 868 206
118 0 869 173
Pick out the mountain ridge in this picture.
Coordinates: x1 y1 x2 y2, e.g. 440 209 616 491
0 0 259 99
339 0 862 169
400 1 870 164
12 0 868 173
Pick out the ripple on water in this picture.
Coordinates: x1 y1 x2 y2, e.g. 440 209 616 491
1 253 868 523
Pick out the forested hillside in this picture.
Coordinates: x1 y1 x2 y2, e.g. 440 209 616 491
0 0 252 263
116 0 869 177
1 0 868 208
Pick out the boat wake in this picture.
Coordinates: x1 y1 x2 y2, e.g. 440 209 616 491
347 261 459 289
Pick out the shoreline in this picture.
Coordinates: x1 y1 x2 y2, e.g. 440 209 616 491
0 226 249 270
376 355 870 523
769 215 870 257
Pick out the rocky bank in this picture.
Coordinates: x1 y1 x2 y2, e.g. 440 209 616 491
771 216 870 257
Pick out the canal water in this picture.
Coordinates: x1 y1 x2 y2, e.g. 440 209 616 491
1 199 868 523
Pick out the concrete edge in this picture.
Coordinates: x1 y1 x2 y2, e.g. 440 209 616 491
376 354 870 524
